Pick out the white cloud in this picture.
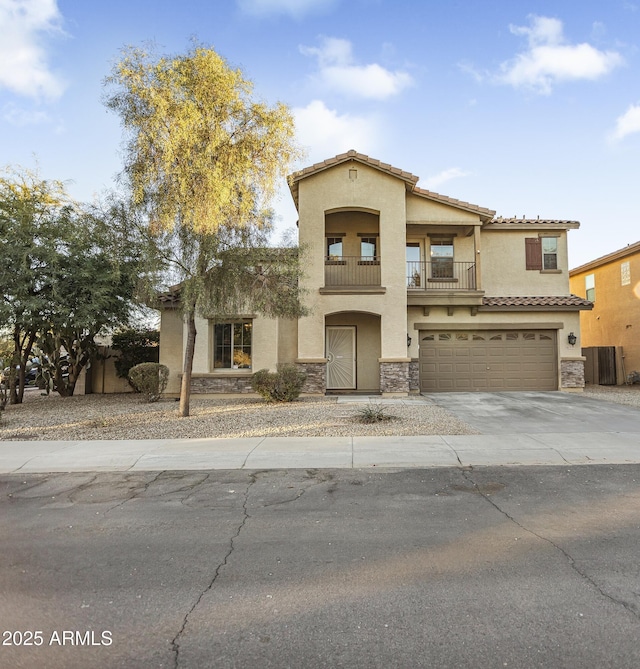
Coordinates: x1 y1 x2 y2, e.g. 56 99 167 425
498 15 623 94
237 0 337 18
0 0 66 99
611 103 640 141
300 37 413 100
293 100 378 162
423 168 471 191
2 102 51 125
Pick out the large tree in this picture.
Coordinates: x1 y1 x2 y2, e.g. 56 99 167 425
39 204 141 396
0 169 140 400
104 44 306 416
0 169 71 403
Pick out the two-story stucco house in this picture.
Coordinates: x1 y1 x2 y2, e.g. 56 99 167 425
569 240 640 384
159 150 591 396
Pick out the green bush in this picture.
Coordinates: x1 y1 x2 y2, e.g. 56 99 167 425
251 364 307 403
112 328 160 383
128 362 169 402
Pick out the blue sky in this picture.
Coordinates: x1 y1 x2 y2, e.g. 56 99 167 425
1 0 639 268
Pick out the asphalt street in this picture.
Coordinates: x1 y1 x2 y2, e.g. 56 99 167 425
1 465 640 669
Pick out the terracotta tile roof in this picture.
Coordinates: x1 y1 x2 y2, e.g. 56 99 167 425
482 295 593 308
288 150 494 220
412 185 495 220
486 217 580 229
289 149 419 186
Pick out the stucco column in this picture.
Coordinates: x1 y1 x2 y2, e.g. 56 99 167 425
474 224 482 290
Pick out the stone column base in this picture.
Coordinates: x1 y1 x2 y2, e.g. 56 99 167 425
296 361 326 394
561 358 586 390
379 361 410 394
409 360 420 393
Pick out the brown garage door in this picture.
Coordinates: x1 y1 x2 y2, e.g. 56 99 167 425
419 330 557 392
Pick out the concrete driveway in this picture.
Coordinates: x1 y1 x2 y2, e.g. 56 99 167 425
424 391 640 434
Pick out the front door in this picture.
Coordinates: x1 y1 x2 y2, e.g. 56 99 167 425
326 326 356 389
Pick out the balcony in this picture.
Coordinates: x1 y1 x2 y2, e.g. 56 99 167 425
407 260 477 291
322 256 383 293
407 260 483 310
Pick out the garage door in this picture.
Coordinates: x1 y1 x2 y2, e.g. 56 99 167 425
419 330 557 392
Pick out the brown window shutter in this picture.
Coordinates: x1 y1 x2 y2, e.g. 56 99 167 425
525 238 542 270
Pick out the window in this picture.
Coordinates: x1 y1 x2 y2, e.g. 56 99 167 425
360 237 377 260
542 237 558 270
621 261 631 286
585 273 595 302
430 238 454 278
214 320 252 370
526 236 559 270
326 238 343 260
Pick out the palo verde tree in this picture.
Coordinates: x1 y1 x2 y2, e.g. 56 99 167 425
104 43 306 417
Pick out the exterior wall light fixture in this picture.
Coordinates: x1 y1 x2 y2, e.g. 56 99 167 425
567 332 577 346
407 334 412 347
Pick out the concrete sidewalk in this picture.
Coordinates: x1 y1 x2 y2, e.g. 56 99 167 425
1 431 639 472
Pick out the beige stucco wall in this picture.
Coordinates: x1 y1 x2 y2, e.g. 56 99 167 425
481 230 570 296
277 318 298 365
406 193 481 223
570 251 640 378
296 161 409 363
159 309 184 394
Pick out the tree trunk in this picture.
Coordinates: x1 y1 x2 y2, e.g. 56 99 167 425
9 326 36 405
179 310 197 418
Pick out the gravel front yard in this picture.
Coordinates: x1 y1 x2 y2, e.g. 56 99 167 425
2 385 639 442
0 391 478 441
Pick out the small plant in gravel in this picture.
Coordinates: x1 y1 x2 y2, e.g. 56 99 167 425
128 363 169 403
355 403 395 424
251 364 307 403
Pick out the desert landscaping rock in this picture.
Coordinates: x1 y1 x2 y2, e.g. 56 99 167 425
0 392 478 441
2 385 638 442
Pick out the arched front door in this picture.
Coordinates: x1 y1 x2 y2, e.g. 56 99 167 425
326 326 356 390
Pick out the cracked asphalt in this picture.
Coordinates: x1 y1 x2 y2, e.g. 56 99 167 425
1 466 640 669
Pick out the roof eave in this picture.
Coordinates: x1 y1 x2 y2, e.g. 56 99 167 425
570 240 640 275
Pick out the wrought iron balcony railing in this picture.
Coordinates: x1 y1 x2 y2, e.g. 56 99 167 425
324 256 381 286
407 261 477 290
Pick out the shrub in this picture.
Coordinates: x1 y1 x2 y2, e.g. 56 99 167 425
355 403 394 424
251 364 307 403
128 362 169 402
112 328 160 383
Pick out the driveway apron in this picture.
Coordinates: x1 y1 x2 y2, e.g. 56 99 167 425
423 391 640 434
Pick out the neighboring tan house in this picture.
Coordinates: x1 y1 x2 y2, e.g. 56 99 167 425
159 150 592 395
569 241 640 384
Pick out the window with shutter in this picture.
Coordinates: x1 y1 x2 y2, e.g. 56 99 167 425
525 238 542 270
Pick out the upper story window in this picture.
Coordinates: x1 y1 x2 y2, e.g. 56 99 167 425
585 273 595 302
542 237 558 270
621 261 631 286
525 236 561 271
430 238 454 278
327 237 343 260
360 237 377 260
